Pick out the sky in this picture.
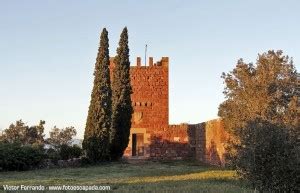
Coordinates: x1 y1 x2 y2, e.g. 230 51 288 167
0 0 300 138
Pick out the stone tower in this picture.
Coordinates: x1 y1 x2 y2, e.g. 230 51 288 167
110 56 227 165
130 57 169 129
110 56 169 157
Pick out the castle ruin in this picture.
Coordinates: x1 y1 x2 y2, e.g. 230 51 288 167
110 57 228 166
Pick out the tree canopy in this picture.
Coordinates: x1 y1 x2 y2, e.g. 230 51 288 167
218 50 299 135
47 126 77 147
0 120 45 146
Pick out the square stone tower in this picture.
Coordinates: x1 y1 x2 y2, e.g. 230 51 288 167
130 57 169 129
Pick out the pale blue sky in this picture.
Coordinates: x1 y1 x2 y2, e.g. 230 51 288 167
0 0 299 138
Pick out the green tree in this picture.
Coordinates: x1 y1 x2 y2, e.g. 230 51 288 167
218 50 299 136
26 120 45 145
0 120 45 146
82 28 112 162
0 120 27 144
234 119 299 192
47 126 77 148
218 50 300 190
110 27 133 160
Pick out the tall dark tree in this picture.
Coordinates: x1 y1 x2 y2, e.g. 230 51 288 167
83 28 112 162
110 27 133 160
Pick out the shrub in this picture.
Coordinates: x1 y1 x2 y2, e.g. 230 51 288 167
80 156 92 166
234 119 299 192
45 147 61 162
70 145 82 158
0 142 45 171
59 144 82 160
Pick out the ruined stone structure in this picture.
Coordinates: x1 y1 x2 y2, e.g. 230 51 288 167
110 57 228 165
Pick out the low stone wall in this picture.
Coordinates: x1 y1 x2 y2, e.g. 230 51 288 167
189 119 228 166
124 119 228 166
148 124 194 160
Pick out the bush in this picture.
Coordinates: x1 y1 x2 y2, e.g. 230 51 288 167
0 142 45 171
80 156 92 166
59 144 82 160
45 148 61 162
234 119 299 192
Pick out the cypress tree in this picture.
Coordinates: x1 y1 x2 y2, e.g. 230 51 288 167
110 27 133 160
83 28 112 162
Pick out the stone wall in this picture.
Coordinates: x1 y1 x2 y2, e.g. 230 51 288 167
111 56 229 166
124 119 229 166
189 119 228 166
145 119 228 165
204 119 228 166
123 124 193 160
188 124 206 162
148 124 193 160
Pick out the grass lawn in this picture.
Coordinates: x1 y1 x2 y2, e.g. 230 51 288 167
0 160 253 193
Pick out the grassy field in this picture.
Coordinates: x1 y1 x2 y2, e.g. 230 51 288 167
0 160 253 193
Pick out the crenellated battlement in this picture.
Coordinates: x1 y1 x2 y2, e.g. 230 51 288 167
168 124 189 129
132 57 169 68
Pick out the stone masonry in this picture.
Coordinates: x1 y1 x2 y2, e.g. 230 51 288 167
110 57 228 166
